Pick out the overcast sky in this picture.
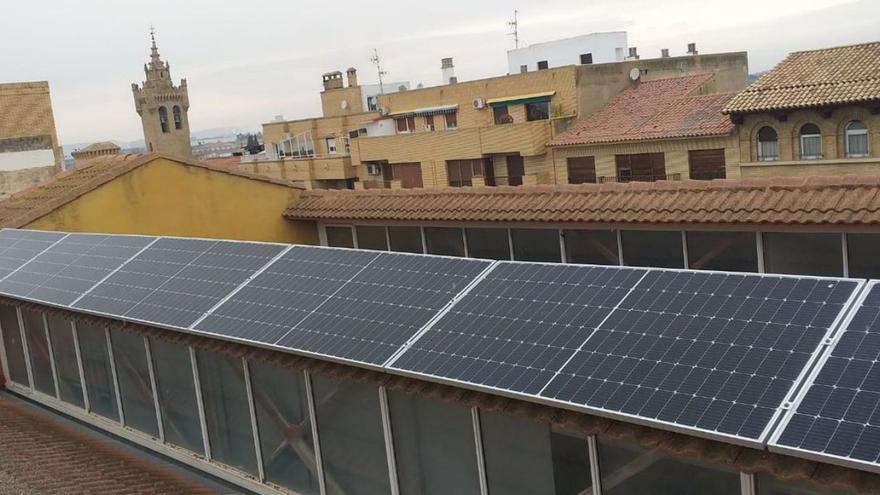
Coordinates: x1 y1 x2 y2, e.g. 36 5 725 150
2 0 879 145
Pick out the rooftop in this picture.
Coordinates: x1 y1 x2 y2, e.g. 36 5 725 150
549 73 735 146
284 176 880 227
723 41 880 114
0 153 300 229
74 141 120 153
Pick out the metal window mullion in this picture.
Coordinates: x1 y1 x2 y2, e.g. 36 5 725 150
16 307 34 390
242 359 265 482
681 231 690 269
378 386 400 495
419 227 428 254
616 230 624 266
588 435 603 495
143 336 164 443
740 472 756 495
559 229 568 263
304 370 327 495
105 327 124 425
461 228 469 258
507 228 515 261
71 321 90 411
351 225 360 249
43 313 60 399
318 224 328 246
756 231 765 273
471 407 489 495
190 346 212 459
384 226 392 251
841 232 850 278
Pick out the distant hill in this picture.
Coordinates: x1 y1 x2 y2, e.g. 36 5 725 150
748 71 767 83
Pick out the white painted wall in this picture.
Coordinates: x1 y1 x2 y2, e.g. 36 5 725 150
0 149 55 171
363 118 396 137
361 82 411 111
506 32 628 74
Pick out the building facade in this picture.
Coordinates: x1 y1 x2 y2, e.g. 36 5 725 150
71 141 121 164
132 32 192 159
0 81 62 196
506 31 628 74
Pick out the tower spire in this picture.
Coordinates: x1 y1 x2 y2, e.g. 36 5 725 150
148 26 163 69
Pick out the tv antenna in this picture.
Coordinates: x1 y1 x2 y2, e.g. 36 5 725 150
370 49 389 94
507 10 519 49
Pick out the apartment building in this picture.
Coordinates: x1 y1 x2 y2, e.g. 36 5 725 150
352 48 748 190
724 42 880 178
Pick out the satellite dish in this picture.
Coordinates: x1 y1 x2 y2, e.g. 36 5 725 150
340 100 349 110
629 68 641 81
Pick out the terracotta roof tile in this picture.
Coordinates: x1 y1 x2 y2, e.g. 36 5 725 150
0 153 301 228
284 177 880 227
724 42 880 113
549 74 735 146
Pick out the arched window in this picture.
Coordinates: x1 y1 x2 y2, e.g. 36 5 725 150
158 106 169 133
756 126 778 161
173 106 182 130
799 123 822 159
845 120 869 157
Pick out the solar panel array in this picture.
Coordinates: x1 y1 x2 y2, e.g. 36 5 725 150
772 281 880 469
0 228 878 469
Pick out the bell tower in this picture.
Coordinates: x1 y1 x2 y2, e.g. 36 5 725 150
132 28 192 158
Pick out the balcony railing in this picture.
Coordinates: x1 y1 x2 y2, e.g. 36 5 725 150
598 173 682 183
688 169 727 181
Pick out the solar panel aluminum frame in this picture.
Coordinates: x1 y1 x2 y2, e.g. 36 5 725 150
385 261 866 450
0 230 71 283
767 279 877 473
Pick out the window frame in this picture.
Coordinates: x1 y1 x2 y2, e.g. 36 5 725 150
798 123 823 160
445 111 458 129
845 120 869 158
158 106 169 133
756 126 779 161
172 105 182 130
537 60 549 70
493 105 512 125
525 100 550 122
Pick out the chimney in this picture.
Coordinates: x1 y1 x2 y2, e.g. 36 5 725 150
627 47 639 60
441 57 456 85
661 48 670 58
322 71 343 90
346 67 358 87
687 43 698 55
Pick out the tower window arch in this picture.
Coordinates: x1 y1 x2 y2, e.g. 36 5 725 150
756 126 778 161
173 106 182 130
799 123 822 159
845 120 869 157
159 106 169 133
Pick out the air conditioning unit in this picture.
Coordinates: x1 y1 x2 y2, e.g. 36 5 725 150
472 98 486 110
378 106 390 116
366 163 382 176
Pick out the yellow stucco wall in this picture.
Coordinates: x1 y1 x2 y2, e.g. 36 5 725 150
25 157 318 244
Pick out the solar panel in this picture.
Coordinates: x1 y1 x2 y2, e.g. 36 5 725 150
390 262 648 395
274 252 491 365
194 246 381 344
0 229 67 280
538 270 859 444
73 237 286 328
772 281 880 470
0 233 155 306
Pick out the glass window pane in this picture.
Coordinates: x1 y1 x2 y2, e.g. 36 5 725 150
686 231 758 272
424 227 465 257
196 350 258 475
389 392 480 495
465 228 510 260
621 230 684 268
77 322 118 421
598 438 739 495
250 362 320 495
846 233 880 279
756 472 849 495
763 232 842 276
21 309 55 395
326 226 355 248
46 314 84 407
511 229 561 262
111 331 159 437
151 338 203 454
356 226 388 251
0 306 28 386
481 411 591 495
388 226 423 253
312 375 390 495
564 230 619 265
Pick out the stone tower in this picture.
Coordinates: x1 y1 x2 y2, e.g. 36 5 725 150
132 30 192 158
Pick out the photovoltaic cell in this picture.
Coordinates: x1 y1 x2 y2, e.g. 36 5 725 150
194 246 382 344
73 237 285 328
390 262 648 395
773 281 880 467
0 233 155 305
539 270 858 443
274 252 491 365
0 229 67 279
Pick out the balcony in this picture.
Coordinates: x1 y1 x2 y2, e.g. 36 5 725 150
597 173 682 183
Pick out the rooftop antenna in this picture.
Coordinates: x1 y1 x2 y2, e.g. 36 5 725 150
507 10 519 49
370 48 388 94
